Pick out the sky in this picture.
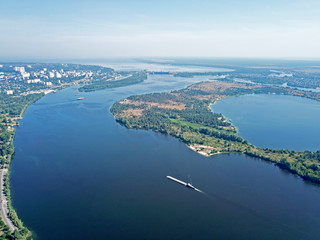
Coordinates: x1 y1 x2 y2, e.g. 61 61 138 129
0 0 320 59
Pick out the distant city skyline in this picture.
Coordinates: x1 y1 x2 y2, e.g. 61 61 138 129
1 0 320 59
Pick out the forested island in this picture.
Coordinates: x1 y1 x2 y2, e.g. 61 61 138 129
111 81 320 184
78 72 147 92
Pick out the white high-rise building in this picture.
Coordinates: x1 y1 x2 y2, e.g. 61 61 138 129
21 72 30 79
14 67 25 73
56 72 62 78
49 72 55 78
27 79 41 84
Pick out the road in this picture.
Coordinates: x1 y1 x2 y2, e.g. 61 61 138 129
0 169 17 232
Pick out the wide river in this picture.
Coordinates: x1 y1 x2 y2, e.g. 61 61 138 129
11 74 320 240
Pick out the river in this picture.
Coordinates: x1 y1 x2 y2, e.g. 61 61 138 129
11 73 320 239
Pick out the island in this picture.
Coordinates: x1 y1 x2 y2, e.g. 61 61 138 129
78 72 147 92
111 81 320 184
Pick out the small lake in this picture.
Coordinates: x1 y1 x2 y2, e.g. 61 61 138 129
11 75 320 240
212 94 320 151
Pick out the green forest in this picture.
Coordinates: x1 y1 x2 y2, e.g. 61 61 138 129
78 72 147 92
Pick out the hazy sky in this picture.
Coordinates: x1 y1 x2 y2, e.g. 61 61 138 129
1 0 320 59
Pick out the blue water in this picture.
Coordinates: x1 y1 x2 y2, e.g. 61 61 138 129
212 94 320 151
11 75 320 240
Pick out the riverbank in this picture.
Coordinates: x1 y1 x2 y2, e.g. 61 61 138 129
0 93 44 239
110 81 320 184
0 74 105 239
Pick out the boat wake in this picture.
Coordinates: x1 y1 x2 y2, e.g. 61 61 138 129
166 176 311 238
194 188 204 193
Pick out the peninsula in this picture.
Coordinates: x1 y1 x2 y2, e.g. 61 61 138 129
111 81 320 184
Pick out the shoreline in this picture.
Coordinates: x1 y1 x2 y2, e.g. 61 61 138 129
187 144 216 157
0 94 45 238
209 100 238 133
